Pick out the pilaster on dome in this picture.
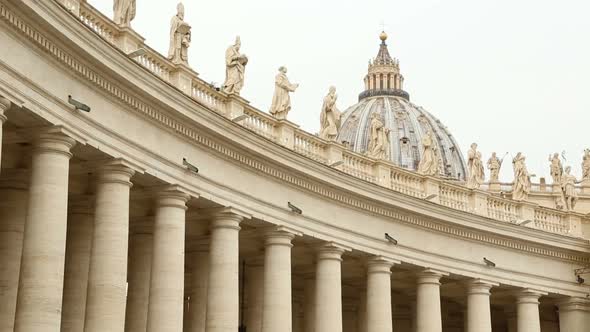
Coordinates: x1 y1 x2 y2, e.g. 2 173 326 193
360 31 409 101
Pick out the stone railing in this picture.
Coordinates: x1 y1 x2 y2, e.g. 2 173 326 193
73 0 588 238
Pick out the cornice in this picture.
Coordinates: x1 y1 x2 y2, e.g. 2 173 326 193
2 1 589 267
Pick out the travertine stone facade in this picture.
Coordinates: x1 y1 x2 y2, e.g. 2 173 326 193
0 2 589 332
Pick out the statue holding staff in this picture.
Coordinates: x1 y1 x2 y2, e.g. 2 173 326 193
487 152 506 183
548 152 563 184
168 3 191 65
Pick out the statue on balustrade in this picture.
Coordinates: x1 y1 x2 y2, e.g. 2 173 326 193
168 3 191 65
113 0 136 27
367 112 390 160
269 66 299 120
487 152 504 183
512 152 531 201
548 152 563 184
417 131 439 176
466 143 485 189
319 86 342 141
582 149 590 180
560 166 578 211
223 36 248 95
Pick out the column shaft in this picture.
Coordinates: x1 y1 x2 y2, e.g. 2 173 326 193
146 190 189 332
303 276 316 332
205 212 243 332
465 280 496 332
188 239 210 332
0 173 28 332
415 269 444 332
60 200 94 332
84 163 134 332
14 131 75 332
558 297 590 332
261 229 296 332
245 264 264 332
357 290 367 332
314 244 346 332
124 219 153 332
515 290 543 332
366 257 394 332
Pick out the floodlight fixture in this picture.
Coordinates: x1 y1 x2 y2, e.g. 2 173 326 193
330 160 344 167
127 48 147 58
516 219 533 226
483 257 496 268
288 202 302 215
384 233 398 245
425 194 438 201
68 95 91 112
232 114 249 122
183 158 199 174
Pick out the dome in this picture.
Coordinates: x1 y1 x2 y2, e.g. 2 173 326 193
337 34 468 180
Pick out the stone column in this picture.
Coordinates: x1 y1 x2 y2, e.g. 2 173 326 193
261 228 299 332
465 279 497 332
557 297 590 332
124 217 154 332
303 274 316 332
0 170 28 332
146 188 190 332
366 256 396 332
0 96 9 172
515 289 544 332
314 243 348 332
84 161 135 332
205 210 244 332
189 238 210 332
415 269 446 332
245 263 264 332
14 129 76 332
60 197 94 332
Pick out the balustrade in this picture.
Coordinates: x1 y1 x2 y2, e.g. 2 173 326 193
486 197 520 222
534 208 570 235
390 168 424 198
79 4 116 44
294 132 327 163
342 152 375 183
439 183 470 212
241 107 277 141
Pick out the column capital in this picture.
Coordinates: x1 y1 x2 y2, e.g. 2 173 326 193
264 226 302 247
32 128 77 158
207 207 245 231
96 162 135 187
155 186 191 210
315 241 351 261
0 96 8 122
557 297 590 313
416 268 449 285
366 255 399 275
464 279 499 295
514 289 547 305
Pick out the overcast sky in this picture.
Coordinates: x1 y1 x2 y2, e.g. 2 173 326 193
89 0 590 182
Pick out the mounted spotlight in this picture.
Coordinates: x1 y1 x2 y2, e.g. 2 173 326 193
182 158 199 174
424 194 438 201
232 114 249 122
68 95 91 112
516 219 533 226
330 160 344 167
288 202 302 215
384 233 398 245
127 48 147 58
577 275 585 285
483 257 496 268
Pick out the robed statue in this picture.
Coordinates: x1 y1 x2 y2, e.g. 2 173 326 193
548 152 563 184
168 3 191 65
367 113 390 160
560 166 578 211
466 143 485 189
512 152 531 201
269 66 298 120
417 131 439 176
319 86 341 141
582 149 590 180
113 0 136 27
487 152 503 183
223 36 248 95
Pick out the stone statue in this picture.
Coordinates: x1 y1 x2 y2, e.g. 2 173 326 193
269 66 298 120
487 152 504 183
548 152 563 184
582 149 590 180
560 166 578 211
417 131 439 176
319 86 341 141
168 3 191 65
367 113 390 160
223 36 248 95
113 0 136 27
512 152 531 201
466 143 485 189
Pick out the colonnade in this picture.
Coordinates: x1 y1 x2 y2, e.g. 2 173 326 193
0 103 589 332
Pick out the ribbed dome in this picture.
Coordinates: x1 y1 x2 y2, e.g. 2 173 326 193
337 33 468 180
